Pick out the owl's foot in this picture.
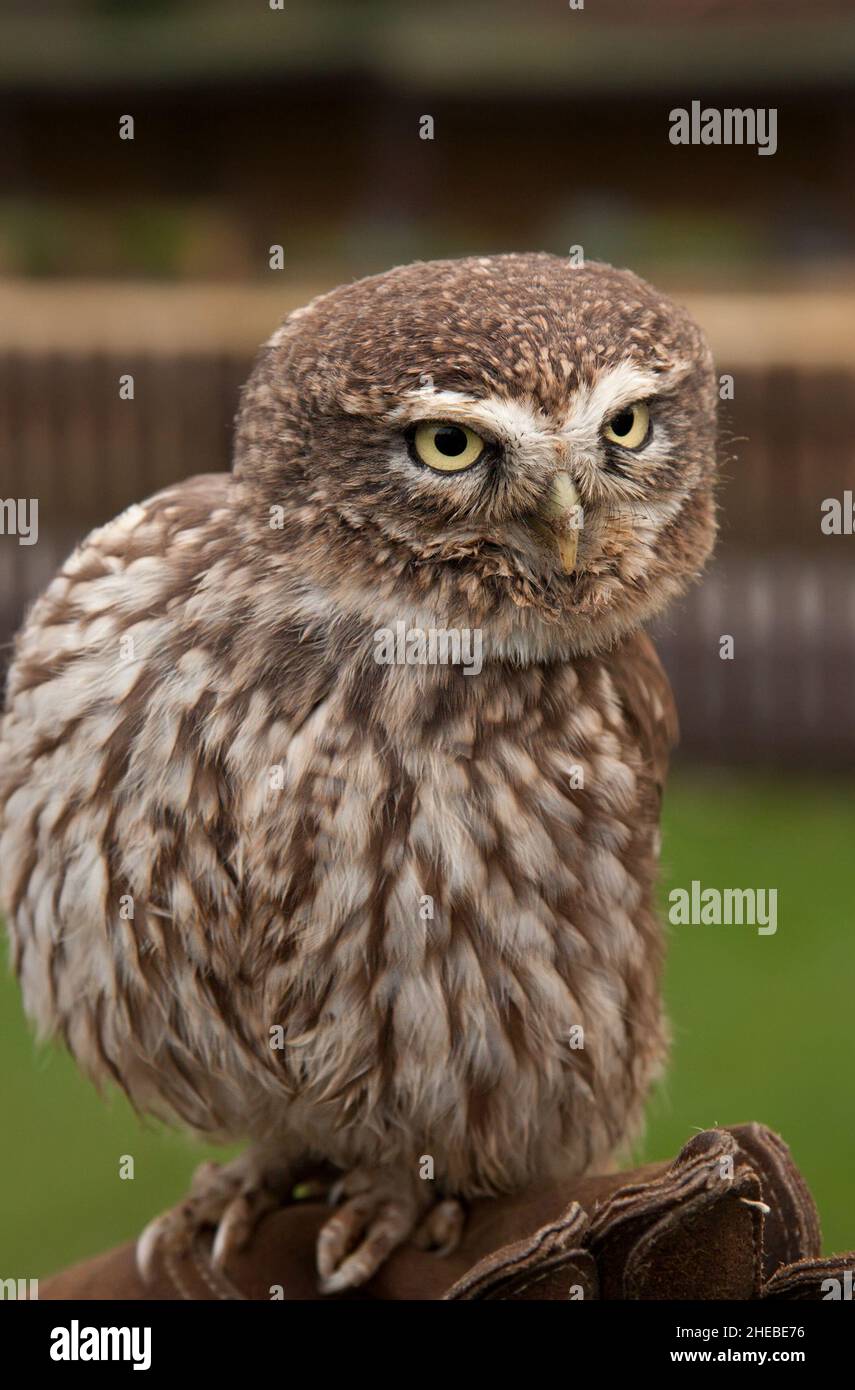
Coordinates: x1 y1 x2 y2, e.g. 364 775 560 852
136 1151 294 1283
316 1166 465 1294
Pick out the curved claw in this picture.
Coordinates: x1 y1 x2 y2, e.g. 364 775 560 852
415 1197 466 1258
136 1207 187 1283
211 1187 278 1269
135 1153 296 1284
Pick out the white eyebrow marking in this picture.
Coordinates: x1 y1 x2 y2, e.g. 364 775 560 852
391 387 551 445
565 361 675 440
394 359 692 446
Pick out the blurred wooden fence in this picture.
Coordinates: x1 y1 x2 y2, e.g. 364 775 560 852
1 352 854 765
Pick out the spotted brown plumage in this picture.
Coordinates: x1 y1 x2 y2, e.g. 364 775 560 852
0 253 717 1292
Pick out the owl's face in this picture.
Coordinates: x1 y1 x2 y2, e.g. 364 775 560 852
235 254 717 659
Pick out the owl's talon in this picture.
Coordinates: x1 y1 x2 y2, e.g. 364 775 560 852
211 1187 278 1268
135 1153 294 1284
136 1208 182 1283
327 1178 346 1208
316 1167 464 1293
317 1196 413 1294
415 1197 466 1257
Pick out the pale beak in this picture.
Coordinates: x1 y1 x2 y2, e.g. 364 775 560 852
540 472 583 573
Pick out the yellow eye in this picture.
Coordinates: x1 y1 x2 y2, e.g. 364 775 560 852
411 421 486 473
602 401 650 450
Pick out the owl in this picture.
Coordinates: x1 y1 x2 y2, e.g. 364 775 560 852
0 254 717 1293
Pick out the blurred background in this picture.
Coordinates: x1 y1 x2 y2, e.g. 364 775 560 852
1 0 854 1277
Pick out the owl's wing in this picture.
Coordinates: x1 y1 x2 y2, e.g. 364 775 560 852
607 630 678 795
0 472 338 1129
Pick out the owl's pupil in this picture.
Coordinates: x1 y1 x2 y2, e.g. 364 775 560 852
610 409 635 437
433 426 467 457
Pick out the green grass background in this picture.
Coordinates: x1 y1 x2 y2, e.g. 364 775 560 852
1 769 853 1278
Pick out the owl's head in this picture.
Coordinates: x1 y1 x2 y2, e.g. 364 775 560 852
234 253 717 661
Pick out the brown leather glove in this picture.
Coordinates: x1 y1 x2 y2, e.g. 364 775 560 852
38 1124 846 1301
